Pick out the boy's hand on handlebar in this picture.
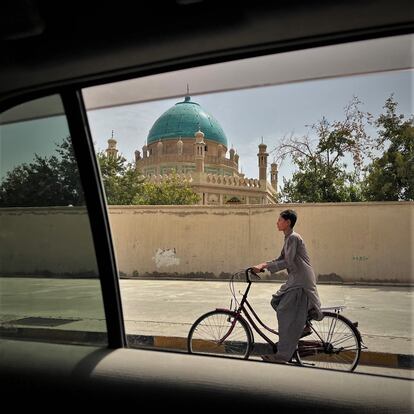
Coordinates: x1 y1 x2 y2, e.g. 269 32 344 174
251 263 267 273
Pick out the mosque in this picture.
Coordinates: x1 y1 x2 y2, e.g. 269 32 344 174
106 94 278 205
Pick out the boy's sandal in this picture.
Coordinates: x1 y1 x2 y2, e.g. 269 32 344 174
261 354 288 364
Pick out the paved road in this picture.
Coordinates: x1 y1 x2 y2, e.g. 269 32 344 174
119 279 413 355
1 277 412 378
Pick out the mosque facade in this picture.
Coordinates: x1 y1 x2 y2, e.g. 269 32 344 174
106 95 278 205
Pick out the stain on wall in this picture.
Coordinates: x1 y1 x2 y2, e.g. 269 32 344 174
153 248 180 268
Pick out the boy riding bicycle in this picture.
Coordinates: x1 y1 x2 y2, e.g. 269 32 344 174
252 209 323 363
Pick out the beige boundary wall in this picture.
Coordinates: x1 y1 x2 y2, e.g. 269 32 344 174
109 203 413 284
1 202 413 284
0 207 98 276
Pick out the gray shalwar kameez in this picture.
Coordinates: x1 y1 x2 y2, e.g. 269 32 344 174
266 229 323 362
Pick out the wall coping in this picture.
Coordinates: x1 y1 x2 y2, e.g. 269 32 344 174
107 201 413 210
0 201 412 213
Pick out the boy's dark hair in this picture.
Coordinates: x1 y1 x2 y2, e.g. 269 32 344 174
280 209 297 228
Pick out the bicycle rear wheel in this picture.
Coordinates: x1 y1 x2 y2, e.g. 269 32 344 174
188 310 253 359
295 311 361 371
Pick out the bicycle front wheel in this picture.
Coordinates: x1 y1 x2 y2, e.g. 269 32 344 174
295 311 361 371
188 310 253 359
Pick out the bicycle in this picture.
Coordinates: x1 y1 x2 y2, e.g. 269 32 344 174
187 268 365 372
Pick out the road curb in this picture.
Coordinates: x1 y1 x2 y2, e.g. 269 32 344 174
359 351 414 369
129 333 413 370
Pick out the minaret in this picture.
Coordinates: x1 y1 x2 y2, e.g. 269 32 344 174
234 151 239 167
142 144 148 158
194 129 205 173
271 162 278 191
257 138 268 181
135 150 141 163
229 146 235 161
106 131 118 158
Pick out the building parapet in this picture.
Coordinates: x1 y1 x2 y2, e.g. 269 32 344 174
136 154 237 170
143 172 264 190
204 173 261 188
145 173 193 183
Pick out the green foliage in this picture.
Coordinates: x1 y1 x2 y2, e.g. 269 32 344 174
362 96 414 201
0 137 84 207
97 153 200 205
132 172 200 205
97 152 145 205
0 136 200 207
277 95 412 203
277 97 371 202
280 163 363 203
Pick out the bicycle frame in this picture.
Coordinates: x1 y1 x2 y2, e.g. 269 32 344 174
216 269 278 349
216 270 358 351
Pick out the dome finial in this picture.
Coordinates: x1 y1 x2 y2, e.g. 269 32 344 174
259 136 267 149
108 130 116 143
184 84 191 102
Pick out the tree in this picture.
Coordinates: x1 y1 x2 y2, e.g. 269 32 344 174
97 153 200 205
0 136 84 207
275 97 373 202
1 137 201 207
362 96 414 201
132 172 200 205
280 162 363 203
97 151 145 205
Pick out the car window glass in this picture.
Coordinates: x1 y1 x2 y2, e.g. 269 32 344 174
83 35 412 377
0 95 107 346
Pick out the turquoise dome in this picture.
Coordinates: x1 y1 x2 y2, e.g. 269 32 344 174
147 96 228 147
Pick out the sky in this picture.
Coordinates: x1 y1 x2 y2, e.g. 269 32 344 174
86 69 412 188
1 69 412 187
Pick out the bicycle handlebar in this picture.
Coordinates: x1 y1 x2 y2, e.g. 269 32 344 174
245 267 262 282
